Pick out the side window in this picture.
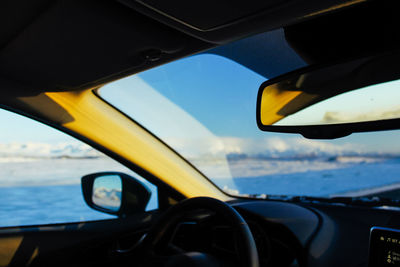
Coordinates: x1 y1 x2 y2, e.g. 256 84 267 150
0 109 158 228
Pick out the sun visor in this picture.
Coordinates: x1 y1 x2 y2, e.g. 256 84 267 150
0 76 40 97
284 1 400 64
119 0 369 44
0 0 210 93
132 0 287 31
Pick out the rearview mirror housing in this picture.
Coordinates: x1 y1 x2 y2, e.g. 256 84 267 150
256 50 400 139
81 172 151 218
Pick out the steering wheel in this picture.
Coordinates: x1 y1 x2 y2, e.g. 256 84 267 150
143 197 259 267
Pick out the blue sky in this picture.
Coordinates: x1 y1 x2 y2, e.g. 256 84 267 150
102 53 400 154
0 53 400 155
94 175 122 191
136 54 265 138
0 108 73 143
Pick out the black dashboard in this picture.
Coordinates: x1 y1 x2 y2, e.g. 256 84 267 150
233 200 318 267
169 200 311 266
5 198 400 267
225 199 400 267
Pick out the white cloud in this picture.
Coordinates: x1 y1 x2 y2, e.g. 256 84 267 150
164 136 367 179
166 136 363 159
0 141 102 159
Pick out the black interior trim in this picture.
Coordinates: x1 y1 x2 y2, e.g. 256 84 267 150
118 0 369 44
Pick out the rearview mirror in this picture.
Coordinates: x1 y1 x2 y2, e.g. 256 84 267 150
82 172 151 218
256 51 400 139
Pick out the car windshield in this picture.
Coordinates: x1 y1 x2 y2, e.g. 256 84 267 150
99 30 400 199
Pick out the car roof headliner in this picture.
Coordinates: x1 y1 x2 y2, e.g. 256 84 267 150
0 0 385 96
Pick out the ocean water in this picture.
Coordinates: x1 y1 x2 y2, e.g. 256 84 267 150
0 185 114 228
224 158 400 197
0 157 158 228
1 157 400 228
0 184 159 228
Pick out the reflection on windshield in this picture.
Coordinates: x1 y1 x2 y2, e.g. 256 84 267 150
276 79 400 125
100 53 400 200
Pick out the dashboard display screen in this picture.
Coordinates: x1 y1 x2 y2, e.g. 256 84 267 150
369 227 400 266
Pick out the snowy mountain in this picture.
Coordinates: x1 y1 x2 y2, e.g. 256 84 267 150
0 142 103 160
0 137 395 162
166 136 395 160
93 186 122 208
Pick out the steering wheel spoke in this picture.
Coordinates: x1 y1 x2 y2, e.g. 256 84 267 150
143 197 260 267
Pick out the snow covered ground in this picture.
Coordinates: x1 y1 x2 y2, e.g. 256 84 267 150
0 142 158 227
1 141 400 227
219 157 400 197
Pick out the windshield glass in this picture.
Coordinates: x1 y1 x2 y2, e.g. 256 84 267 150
99 30 400 199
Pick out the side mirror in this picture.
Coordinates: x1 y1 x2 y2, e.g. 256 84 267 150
81 172 151 218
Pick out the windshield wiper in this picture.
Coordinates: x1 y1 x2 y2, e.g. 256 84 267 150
248 194 400 207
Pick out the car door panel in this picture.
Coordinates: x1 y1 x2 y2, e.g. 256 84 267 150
0 212 158 267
